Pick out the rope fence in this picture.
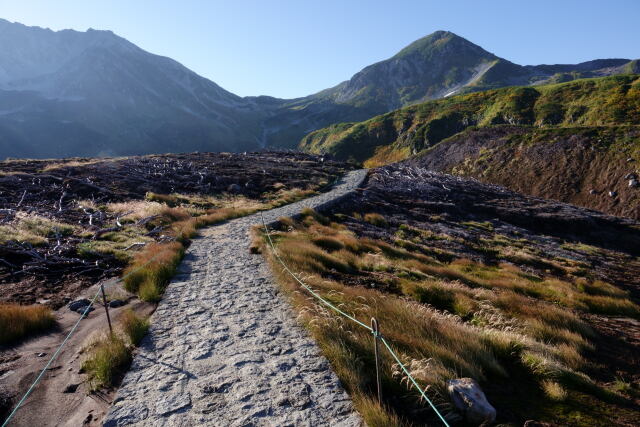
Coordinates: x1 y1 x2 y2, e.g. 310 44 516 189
259 212 451 426
1 247 178 427
4 191 450 426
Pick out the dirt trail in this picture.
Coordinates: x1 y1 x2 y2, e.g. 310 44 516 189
1 281 154 427
103 169 366 426
2 169 366 427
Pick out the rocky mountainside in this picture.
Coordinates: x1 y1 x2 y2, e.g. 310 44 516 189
301 75 640 218
261 32 636 148
0 20 636 158
0 19 267 158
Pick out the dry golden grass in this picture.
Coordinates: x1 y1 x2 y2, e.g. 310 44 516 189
364 212 388 228
542 380 568 401
123 242 185 302
119 309 149 346
106 200 164 221
254 211 637 423
82 333 130 390
41 159 102 172
0 213 76 246
0 304 56 345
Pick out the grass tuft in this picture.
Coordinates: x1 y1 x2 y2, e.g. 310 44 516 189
364 212 389 228
123 242 185 302
542 380 568 401
0 304 56 345
120 309 149 346
82 334 131 390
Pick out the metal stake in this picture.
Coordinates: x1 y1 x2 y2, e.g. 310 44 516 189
101 284 113 335
371 317 382 403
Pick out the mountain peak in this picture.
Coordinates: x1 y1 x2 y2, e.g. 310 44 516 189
392 30 488 59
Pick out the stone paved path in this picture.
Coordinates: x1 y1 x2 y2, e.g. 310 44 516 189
104 170 367 426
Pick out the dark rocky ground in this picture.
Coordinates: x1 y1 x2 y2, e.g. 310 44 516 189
0 152 352 308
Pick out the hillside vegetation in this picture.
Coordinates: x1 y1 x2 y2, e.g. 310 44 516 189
255 166 640 425
301 75 640 163
300 75 640 218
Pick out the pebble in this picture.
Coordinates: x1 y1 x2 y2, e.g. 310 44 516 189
103 170 366 426
68 299 91 311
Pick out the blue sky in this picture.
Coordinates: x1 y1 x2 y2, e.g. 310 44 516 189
1 0 638 98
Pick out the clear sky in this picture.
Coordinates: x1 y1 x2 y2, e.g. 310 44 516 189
1 0 638 98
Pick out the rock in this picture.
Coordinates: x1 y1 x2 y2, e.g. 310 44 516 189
629 179 639 188
447 378 496 425
589 189 597 195
69 299 91 311
75 305 95 315
624 173 637 180
608 191 617 197
62 383 80 393
227 183 242 193
627 157 634 162
108 299 125 308
155 393 191 416
103 405 149 427
37 352 46 357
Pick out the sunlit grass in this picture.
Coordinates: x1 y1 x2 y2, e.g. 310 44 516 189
254 210 638 424
0 304 56 345
82 310 149 390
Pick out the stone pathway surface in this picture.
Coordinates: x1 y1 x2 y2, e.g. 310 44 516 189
104 170 367 426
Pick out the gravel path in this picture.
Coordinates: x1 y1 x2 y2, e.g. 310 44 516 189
104 170 367 427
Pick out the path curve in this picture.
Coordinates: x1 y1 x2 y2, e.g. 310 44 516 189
104 170 367 426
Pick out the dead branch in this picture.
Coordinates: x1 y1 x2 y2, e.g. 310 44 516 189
124 242 146 250
136 215 159 226
16 190 27 208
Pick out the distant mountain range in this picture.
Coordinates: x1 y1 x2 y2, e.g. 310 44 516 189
0 19 637 159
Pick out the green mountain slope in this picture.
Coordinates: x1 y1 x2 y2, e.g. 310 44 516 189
300 74 640 163
300 75 640 218
263 33 635 149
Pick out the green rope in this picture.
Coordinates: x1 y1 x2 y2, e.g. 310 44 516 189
260 212 372 332
380 337 450 427
2 285 103 427
2 246 180 427
260 212 450 426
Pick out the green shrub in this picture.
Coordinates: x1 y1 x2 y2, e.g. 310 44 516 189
120 310 149 346
82 334 131 390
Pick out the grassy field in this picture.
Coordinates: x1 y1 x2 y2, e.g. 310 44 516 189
254 202 640 425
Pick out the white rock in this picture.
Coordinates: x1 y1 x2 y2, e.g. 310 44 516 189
447 378 496 425
629 179 639 188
